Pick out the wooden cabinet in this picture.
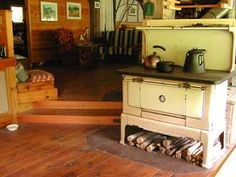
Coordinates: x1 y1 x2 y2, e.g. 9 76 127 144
0 10 17 127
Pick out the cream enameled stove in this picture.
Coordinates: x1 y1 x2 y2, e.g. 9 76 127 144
119 19 236 169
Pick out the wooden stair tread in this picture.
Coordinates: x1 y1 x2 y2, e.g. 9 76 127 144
17 100 122 125
19 108 122 116
32 100 122 110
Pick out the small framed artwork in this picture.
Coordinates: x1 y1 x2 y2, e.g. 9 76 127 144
40 1 58 21
129 5 137 16
94 1 100 9
67 2 82 20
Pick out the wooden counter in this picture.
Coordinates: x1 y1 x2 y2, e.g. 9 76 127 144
118 66 233 84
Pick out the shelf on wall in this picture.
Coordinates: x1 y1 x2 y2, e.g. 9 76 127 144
176 0 233 9
176 3 232 9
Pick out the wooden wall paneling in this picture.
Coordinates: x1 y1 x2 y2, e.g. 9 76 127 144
89 0 101 41
24 0 33 67
30 30 57 63
26 0 90 64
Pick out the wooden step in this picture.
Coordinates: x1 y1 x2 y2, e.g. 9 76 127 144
17 101 122 125
32 100 123 110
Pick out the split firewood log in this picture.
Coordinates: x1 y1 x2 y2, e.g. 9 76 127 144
162 139 174 149
136 132 156 144
162 136 183 149
192 145 203 158
175 140 197 159
127 131 146 142
140 134 163 150
128 141 135 146
160 146 166 154
166 137 190 151
146 143 158 152
187 142 201 157
167 138 192 156
185 142 202 161
136 143 142 148
146 136 167 152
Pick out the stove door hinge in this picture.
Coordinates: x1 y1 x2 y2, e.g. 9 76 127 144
178 82 190 89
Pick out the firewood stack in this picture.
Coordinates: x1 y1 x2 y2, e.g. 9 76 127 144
126 130 203 167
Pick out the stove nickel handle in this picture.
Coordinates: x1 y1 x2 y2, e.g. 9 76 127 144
132 77 143 83
159 95 166 103
178 82 207 90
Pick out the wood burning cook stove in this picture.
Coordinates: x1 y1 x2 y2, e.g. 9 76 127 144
119 19 236 169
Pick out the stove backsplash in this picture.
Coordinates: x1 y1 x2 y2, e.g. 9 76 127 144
139 19 236 72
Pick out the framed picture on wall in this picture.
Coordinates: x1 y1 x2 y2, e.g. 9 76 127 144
67 2 82 19
40 1 58 21
129 5 137 16
94 1 100 9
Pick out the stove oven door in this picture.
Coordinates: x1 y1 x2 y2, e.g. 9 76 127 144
141 79 186 117
186 84 205 119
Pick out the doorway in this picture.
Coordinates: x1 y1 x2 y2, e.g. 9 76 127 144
10 1 28 67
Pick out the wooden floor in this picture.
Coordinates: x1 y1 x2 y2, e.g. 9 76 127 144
11 60 234 176
0 123 231 177
39 59 134 101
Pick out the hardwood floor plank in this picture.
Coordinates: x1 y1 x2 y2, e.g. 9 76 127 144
18 114 120 125
39 61 134 101
42 151 113 177
151 170 174 177
32 101 123 110
78 156 160 177
21 109 122 116
0 123 230 177
0 125 97 175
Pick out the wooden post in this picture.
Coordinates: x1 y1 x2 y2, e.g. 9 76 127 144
0 10 17 125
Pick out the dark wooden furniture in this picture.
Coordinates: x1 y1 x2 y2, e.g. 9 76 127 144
77 42 100 68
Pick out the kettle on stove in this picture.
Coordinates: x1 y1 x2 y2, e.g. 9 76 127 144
183 48 206 74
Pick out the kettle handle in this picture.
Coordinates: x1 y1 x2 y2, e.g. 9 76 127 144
153 45 166 51
186 51 190 57
198 55 204 65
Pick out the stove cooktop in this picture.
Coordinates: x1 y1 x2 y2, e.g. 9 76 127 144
118 66 233 84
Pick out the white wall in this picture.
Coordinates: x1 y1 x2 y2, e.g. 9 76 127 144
115 0 143 23
0 71 9 114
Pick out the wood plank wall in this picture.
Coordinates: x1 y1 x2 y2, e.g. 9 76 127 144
25 0 90 64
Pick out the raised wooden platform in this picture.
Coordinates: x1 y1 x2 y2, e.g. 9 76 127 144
17 81 58 113
17 101 122 125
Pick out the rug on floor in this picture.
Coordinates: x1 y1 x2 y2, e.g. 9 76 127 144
87 126 209 174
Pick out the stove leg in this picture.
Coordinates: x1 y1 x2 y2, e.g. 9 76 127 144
201 129 225 169
120 114 128 145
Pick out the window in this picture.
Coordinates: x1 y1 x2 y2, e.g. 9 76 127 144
11 6 24 23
